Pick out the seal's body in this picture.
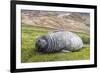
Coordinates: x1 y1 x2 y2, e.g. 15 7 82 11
35 31 83 53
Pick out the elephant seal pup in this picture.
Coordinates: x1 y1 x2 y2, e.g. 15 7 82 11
35 31 83 53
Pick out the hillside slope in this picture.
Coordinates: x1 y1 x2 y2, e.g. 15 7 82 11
21 10 90 34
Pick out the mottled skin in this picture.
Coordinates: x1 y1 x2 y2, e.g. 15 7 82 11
35 31 83 53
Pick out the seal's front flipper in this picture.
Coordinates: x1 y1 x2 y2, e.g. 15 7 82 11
61 50 71 52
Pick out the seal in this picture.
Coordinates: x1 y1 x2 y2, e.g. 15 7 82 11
35 31 83 53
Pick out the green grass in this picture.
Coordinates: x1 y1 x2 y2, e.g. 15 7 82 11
21 24 90 63
76 33 90 44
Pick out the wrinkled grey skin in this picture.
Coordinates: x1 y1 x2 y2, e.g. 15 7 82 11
35 31 83 53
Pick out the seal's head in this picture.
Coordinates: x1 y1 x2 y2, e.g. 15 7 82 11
35 36 48 52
